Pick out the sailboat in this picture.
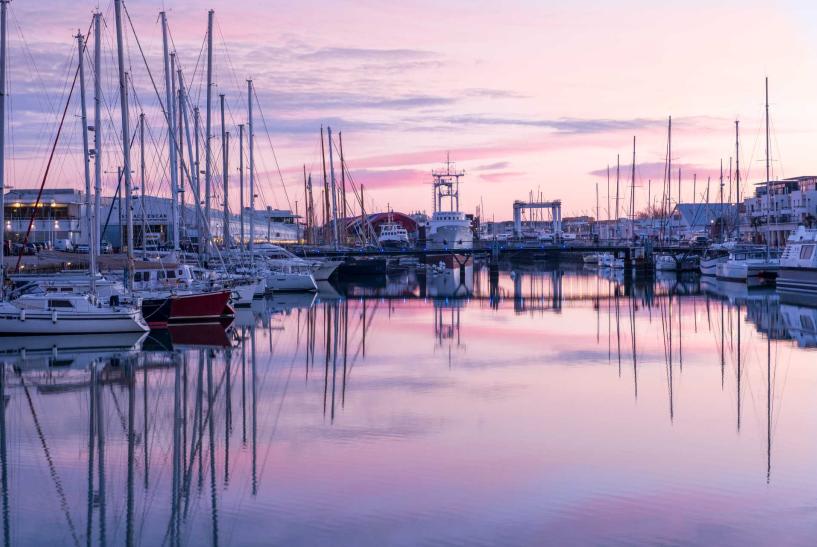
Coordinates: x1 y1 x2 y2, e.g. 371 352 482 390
0 17 147 335
717 80 780 285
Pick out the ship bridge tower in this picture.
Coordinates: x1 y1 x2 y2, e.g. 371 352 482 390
432 155 465 213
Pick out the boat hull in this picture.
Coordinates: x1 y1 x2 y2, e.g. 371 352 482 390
169 290 232 323
265 271 317 292
0 306 147 335
141 297 173 329
426 225 473 250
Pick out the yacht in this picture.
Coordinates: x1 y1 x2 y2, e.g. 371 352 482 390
251 242 342 281
777 226 817 303
716 247 780 286
263 263 318 292
699 243 734 276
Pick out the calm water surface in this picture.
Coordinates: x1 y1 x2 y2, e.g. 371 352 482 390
2 265 817 546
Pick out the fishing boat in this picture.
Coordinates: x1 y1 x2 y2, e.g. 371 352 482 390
377 215 411 249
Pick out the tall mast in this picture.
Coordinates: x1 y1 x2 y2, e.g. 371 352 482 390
765 77 771 252
339 131 347 245
194 107 201 255
239 124 245 248
630 136 636 230
719 159 724 242
177 72 185 242
204 9 214 261
77 30 96 295
667 116 672 234
320 126 329 242
220 94 229 248
114 0 134 287
93 11 102 258
735 120 741 241
161 12 179 253
302 165 309 244
615 154 620 239
606 165 610 223
139 113 146 257
247 79 255 263
327 126 339 249
0 0 7 299
595 181 599 238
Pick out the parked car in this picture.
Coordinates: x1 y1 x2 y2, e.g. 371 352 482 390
54 239 73 252
75 243 90 254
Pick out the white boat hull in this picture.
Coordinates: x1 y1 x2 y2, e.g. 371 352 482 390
264 271 317 292
427 225 473 250
0 303 147 335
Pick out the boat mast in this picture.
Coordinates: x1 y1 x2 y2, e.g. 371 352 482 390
114 0 134 289
0 0 7 299
77 30 96 295
764 77 771 255
630 136 636 239
178 70 185 243
735 120 741 241
719 159 724 242
339 131 347 246
327 126 339 250
204 9 214 263
194 107 201 256
247 79 255 264
161 12 180 254
220 94 229 248
93 11 102 258
239 124 245 248
595 181 599 239
320 126 329 243
139 113 146 257
615 154 620 240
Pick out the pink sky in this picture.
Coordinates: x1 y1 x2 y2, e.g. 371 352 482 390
6 0 817 220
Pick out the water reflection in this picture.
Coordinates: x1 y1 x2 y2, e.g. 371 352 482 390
2 264 817 545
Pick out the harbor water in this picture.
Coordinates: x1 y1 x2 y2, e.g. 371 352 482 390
2 264 817 545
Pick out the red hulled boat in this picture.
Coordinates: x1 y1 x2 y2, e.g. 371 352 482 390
169 290 233 324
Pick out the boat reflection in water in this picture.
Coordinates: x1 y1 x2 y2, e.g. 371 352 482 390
3 267 817 545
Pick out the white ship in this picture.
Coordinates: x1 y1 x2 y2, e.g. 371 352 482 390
425 159 473 251
378 212 411 249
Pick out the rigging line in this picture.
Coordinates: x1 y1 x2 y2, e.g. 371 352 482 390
252 85 292 209
13 31 89 273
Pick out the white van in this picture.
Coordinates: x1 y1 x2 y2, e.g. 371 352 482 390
54 239 73 252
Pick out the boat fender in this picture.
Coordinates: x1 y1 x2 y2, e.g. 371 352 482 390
19 309 25 321
52 310 58 323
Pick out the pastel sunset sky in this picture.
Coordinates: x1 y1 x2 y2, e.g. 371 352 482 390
6 0 817 220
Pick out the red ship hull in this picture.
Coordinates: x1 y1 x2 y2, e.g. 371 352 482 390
169 290 232 323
